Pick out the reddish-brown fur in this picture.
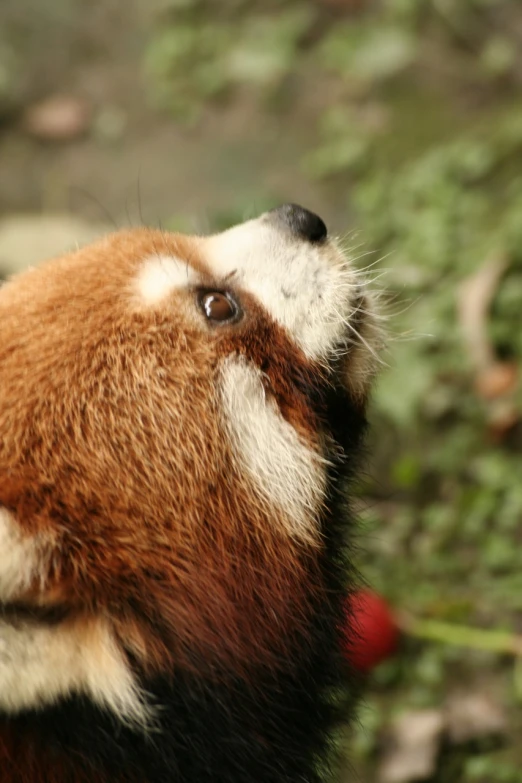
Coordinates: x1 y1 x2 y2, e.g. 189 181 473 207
0 728 122 783
0 221 376 783
0 229 324 678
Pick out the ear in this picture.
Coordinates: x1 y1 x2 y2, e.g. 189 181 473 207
0 504 152 726
0 505 51 604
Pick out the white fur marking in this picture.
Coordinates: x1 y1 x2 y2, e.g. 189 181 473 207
136 254 198 305
0 508 49 601
0 508 150 728
204 219 360 361
220 357 326 540
0 616 151 728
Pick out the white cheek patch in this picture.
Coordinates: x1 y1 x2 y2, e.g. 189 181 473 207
204 222 359 361
0 508 49 601
135 254 199 306
219 357 327 541
0 616 152 729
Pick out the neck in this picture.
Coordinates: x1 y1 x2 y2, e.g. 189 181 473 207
0 638 351 783
0 526 356 783
0 421 362 783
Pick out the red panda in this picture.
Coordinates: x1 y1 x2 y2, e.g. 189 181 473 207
0 204 380 782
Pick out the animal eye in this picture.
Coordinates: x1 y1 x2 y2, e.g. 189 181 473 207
197 291 241 324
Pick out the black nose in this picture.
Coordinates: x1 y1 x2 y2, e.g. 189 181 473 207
270 204 328 244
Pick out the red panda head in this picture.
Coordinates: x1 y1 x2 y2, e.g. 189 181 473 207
0 205 380 741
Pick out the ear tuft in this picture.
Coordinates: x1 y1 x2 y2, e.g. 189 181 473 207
0 504 50 602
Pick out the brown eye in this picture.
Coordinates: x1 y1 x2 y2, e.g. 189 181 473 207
197 291 240 324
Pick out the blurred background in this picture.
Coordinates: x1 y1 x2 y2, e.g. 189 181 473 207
1 0 522 780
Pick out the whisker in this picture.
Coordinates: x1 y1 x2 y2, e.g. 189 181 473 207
68 187 119 230
330 305 387 367
136 172 144 227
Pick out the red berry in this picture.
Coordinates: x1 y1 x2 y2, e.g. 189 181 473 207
343 589 399 672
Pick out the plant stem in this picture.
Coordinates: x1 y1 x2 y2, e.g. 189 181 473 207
397 612 522 657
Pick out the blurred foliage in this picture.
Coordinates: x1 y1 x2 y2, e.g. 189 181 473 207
144 0 522 779
145 0 314 122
